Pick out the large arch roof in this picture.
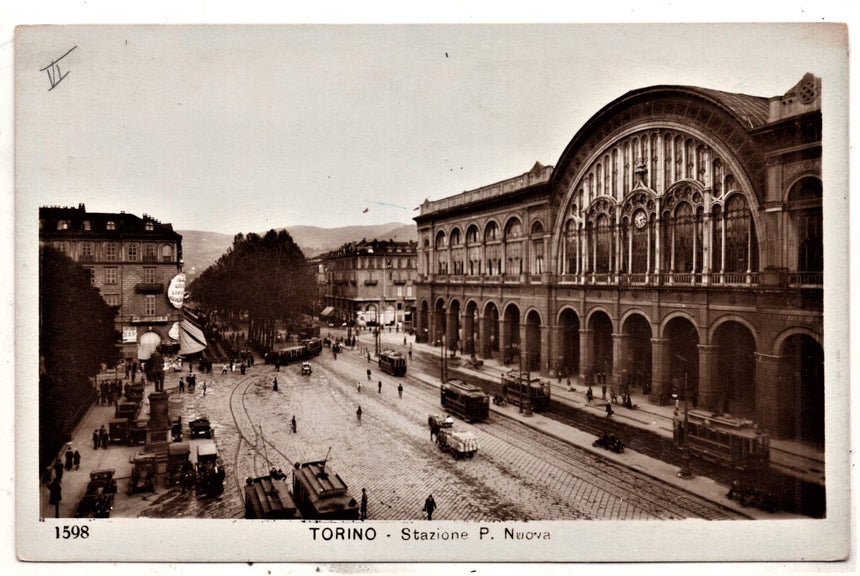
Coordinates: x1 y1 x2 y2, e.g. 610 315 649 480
551 84 770 186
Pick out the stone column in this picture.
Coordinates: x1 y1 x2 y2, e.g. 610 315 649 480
611 333 628 394
499 319 511 360
428 308 437 345
550 324 564 377
463 310 475 356
540 324 551 376
579 328 594 383
697 344 720 412
755 352 783 434
650 338 671 405
446 308 458 351
480 314 493 359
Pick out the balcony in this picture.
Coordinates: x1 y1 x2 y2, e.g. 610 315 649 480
135 283 164 294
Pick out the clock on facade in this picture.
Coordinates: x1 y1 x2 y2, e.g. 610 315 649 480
633 210 647 229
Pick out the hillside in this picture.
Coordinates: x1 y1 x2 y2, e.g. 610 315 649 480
179 222 417 281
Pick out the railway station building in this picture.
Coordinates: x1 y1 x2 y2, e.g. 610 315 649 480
414 74 824 445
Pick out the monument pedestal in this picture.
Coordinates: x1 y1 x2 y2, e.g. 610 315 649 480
145 391 171 473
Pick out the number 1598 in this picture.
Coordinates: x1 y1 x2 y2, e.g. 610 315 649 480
55 525 89 539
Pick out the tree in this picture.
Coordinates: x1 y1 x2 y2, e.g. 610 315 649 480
189 229 315 349
40 246 120 468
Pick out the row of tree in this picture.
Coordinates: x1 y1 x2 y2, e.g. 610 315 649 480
40 246 120 469
189 229 316 351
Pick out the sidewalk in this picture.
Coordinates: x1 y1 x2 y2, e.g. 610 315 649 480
403 334 824 482
360 328 819 519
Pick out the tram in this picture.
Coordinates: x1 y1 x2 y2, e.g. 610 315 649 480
265 337 323 366
500 370 551 412
302 337 323 358
291 460 360 520
440 380 490 423
378 349 407 376
244 475 299 519
673 410 770 471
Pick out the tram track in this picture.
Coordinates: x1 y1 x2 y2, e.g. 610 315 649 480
227 374 295 500
361 348 744 519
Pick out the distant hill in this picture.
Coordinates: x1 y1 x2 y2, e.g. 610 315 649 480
179 222 417 281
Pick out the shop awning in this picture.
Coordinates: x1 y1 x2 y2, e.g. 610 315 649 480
320 306 335 317
179 318 208 355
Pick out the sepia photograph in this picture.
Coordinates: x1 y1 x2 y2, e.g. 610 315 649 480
10 10 851 568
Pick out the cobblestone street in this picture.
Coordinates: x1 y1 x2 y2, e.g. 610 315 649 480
118 332 746 521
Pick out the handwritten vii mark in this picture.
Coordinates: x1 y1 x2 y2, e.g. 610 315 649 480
40 46 77 91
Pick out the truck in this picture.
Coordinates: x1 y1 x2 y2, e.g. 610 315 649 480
436 427 478 459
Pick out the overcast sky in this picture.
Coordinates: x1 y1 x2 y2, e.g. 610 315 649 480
16 22 846 235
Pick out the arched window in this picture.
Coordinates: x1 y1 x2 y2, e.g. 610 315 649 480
675 203 695 272
564 220 578 275
530 221 544 275
449 228 464 275
724 194 757 273
161 244 173 262
434 231 448 274
595 214 612 274
504 219 523 275
485 222 500 275
466 225 481 275
788 178 822 273
631 214 649 273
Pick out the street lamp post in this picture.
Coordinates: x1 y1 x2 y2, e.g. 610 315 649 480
677 371 694 479
440 334 447 383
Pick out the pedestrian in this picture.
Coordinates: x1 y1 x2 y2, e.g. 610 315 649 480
48 477 62 519
605 402 614 418
423 494 437 520
203 381 207 396
586 386 594 404
360 488 368 520
53 458 64 483
356 405 362 422
99 425 108 449
291 415 297 434
566 378 572 392
601 382 607 400
378 381 382 394
397 383 403 398
73 449 81 471
367 369 371 381
179 377 185 393
273 377 278 392
403 337 407 346
275 358 280 372
357 381 362 393
92 429 99 450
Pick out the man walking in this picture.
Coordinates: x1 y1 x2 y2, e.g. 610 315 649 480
397 383 403 398
73 449 81 471
423 494 437 520
378 381 382 394
48 477 62 519
360 488 368 520
291 415 297 434
356 405 362 423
